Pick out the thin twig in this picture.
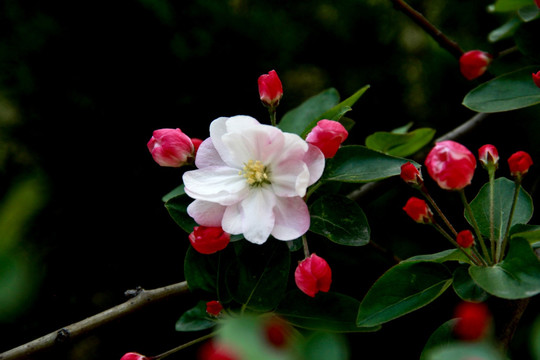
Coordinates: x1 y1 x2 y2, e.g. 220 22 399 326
0 281 189 360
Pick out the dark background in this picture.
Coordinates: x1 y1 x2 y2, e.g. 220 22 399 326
0 0 538 359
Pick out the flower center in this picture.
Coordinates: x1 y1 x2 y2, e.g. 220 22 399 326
240 160 270 186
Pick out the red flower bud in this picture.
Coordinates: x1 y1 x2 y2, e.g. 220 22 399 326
147 128 195 167
264 317 292 348
305 119 348 158
206 300 223 317
533 71 540 88
191 138 203 156
508 151 533 178
459 50 492 80
189 226 230 254
403 197 433 224
478 144 499 169
400 162 423 186
258 70 283 108
294 253 332 297
120 352 148 360
425 140 476 190
536 0 540 9
456 230 475 248
198 340 239 360
453 301 491 341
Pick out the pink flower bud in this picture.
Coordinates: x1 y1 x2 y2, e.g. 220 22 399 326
478 144 499 169
533 71 540 88
191 138 203 156
400 162 423 186
456 230 475 248
189 226 230 254
258 70 283 108
120 352 148 360
198 340 239 360
402 197 433 224
425 140 476 190
294 253 332 297
305 119 348 158
453 301 491 341
147 128 195 167
459 50 492 80
508 151 533 178
206 300 223 317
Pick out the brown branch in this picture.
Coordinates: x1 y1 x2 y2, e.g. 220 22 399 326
0 281 189 360
390 0 464 59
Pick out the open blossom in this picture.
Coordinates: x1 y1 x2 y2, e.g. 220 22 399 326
305 119 348 158
147 128 195 167
183 116 325 244
425 140 476 190
295 253 332 297
459 50 492 80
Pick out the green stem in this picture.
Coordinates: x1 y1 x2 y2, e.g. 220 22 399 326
499 178 521 262
431 223 483 266
302 235 310 259
459 189 492 265
151 332 216 360
488 169 496 262
421 187 457 236
269 107 277 127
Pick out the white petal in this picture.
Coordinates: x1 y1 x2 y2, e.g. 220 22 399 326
187 200 226 227
304 144 325 186
222 203 243 235
222 125 285 167
183 166 249 205
194 138 226 168
271 196 310 240
240 187 276 244
271 159 310 197
210 116 260 167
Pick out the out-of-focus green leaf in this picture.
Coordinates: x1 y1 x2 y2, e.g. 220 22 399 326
489 0 532 12
309 194 370 246
420 319 457 360
300 331 350 360
466 177 533 239
321 145 416 183
404 249 471 264
488 16 521 42
469 237 540 299
452 265 490 302
365 128 435 157
518 5 540 22
277 291 379 332
357 261 452 327
463 66 540 113
175 300 217 332
278 88 340 136
424 342 504 360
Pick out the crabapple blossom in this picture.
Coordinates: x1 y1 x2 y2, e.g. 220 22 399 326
425 140 476 190
478 144 499 169
147 128 195 167
294 253 332 297
459 50 492 80
183 116 325 244
305 119 348 158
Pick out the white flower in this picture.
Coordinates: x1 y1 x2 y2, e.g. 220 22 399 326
182 115 325 244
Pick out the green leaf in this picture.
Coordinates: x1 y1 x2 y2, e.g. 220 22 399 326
510 223 540 245
469 237 540 299
518 5 540 22
184 246 221 294
463 65 540 113
356 261 453 327
424 342 505 360
489 0 532 12
164 193 197 233
365 128 436 157
420 319 458 360
227 241 290 311
466 177 533 240
488 16 522 42
278 88 340 136
277 291 379 332
300 85 370 137
175 300 217 332
309 194 370 246
299 332 350 360
404 249 470 264
321 145 416 183
452 265 490 302
162 184 185 202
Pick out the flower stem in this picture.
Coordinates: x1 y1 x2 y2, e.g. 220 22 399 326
269 107 277 127
459 189 492 265
421 186 457 236
431 223 483 266
150 332 216 360
498 178 521 262
302 235 310 259
488 169 496 262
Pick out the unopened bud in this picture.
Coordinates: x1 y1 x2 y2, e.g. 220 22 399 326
459 50 492 80
403 197 433 224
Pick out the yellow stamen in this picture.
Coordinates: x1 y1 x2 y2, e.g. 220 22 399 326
240 160 270 186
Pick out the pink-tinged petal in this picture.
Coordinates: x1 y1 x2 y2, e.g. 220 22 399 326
271 159 310 197
222 203 244 235
271 196 310 240
304 144 325 186
240 187 276 244
194 138 227 169
186 200 226 227
210 116 260 167
278 133 310 162
183 166 249 205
